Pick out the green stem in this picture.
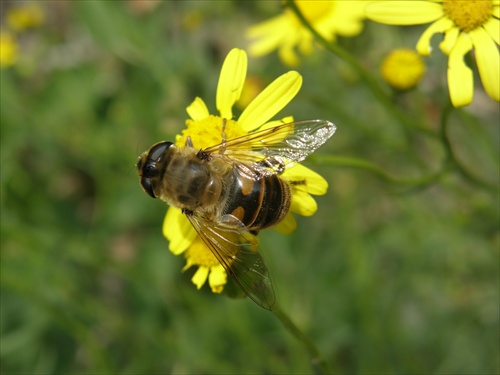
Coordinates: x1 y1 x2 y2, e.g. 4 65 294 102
284 0 436 137
309 154 447 188
308 106 496 190
272 304 333 374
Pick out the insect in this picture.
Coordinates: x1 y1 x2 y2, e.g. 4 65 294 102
136 119 336 310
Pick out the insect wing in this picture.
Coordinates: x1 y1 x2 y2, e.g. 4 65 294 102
185 213 276 310
204 119 336 175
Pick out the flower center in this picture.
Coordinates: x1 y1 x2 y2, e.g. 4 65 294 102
176 115 245 148
443 0 493 32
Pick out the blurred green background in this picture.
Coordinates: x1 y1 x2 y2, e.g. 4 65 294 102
1 1 499 374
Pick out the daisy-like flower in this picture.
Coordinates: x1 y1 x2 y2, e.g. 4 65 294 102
246 0 369 66
381 48 426 90
366 0 500 107
163 48 328 293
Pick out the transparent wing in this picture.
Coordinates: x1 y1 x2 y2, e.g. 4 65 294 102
204 119 336 176
185 212 276 310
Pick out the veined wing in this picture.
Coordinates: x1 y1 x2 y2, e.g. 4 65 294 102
185 211 276 310
203 119 336 175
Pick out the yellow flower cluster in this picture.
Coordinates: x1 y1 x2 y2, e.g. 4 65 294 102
246 0 499 107
366 0 499 106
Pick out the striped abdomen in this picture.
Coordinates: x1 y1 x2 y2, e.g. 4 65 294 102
222 169 291 232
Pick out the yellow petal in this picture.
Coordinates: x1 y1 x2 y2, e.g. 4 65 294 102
246 15 290 57
298 32 314 55
208 264 227 293
483 18 499 46
278 42 301 67
416 18 454 55
259 116 294 131
439 27 459 55
494 5 500 19
192 266 209 289
250 116 295 145
163 207 196 255
246 13 288 39
470 27 500 102
365 1 443 25
273 213 297 234
186 97 209 121
182 257 194 272
248 30 286 57
290 189 318 217
216 48 247 120
330 1 368 36
448 33 474 107
239 71 302 132
184 235 220 268
282 164 329 195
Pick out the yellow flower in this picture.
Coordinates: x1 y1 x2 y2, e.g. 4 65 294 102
381 48 426 90
7 4 45 31
0 31 18 68
246 0 369 66
162 48 329 293
366 0 500 107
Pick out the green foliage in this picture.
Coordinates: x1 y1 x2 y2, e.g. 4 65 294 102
1 1 498 374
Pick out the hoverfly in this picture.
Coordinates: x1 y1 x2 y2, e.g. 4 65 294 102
137 119 336 310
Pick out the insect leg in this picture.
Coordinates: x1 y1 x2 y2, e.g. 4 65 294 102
219 118 227 154
257 156 286 174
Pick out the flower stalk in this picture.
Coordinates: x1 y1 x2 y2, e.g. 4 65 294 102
309 154 448 188
272 304 333 374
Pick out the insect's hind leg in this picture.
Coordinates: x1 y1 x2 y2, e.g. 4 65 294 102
257 156 286 174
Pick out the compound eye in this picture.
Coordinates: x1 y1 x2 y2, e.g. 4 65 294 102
140 177 156 198
142 163 157 178
148 141 173 162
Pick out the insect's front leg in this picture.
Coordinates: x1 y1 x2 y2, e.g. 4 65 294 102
219 118 227 154
185 136 194 147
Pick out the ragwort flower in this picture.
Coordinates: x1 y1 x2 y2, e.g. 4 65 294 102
381 48 426 90
366 0 500 107
246 0 369 66
163 48 328 293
